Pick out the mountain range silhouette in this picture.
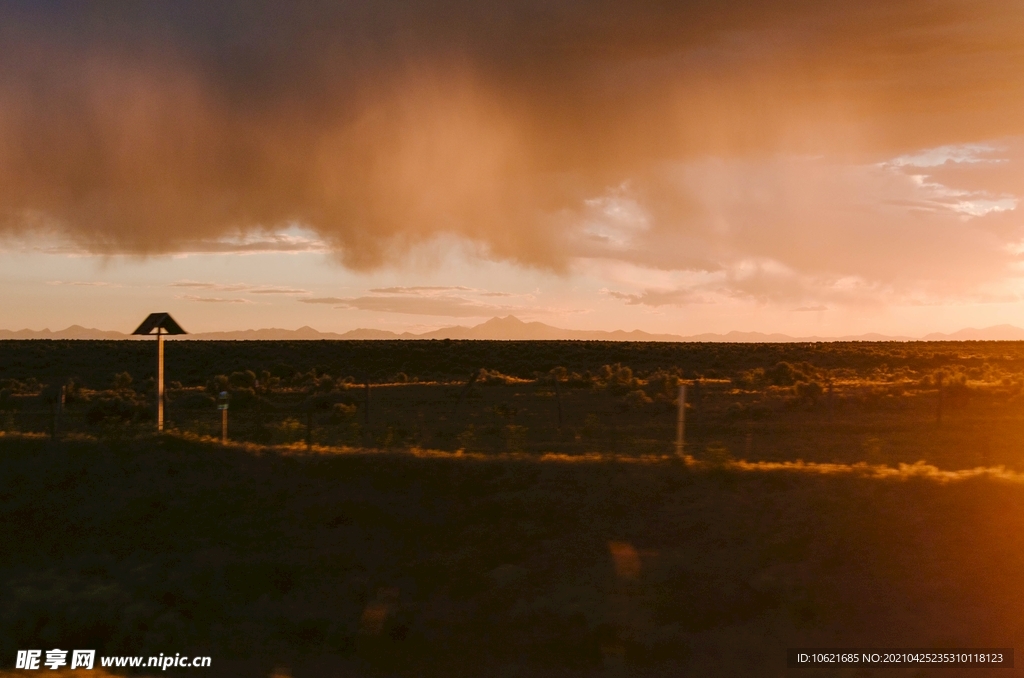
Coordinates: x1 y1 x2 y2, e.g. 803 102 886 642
4 316 1024 342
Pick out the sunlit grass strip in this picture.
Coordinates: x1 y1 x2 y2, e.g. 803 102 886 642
728 458 1024 483
5 429 1022 484
165 430 1024 483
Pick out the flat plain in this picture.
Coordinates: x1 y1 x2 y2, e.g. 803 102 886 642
2 340 1024 676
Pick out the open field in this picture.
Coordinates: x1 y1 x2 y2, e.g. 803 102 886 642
3 434 1024 677
4 340 1024 676
4 340 1024 468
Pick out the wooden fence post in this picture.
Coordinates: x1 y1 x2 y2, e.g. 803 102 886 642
826 374 835 421
218 391 229 444
364 376 370 427
454 370 480 416
675 383 687 457
553 374 563 430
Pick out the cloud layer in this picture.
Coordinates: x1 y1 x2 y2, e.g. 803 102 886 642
298 285 526 317
1 1 1023 307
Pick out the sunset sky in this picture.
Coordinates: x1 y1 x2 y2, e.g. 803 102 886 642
1 0 1023 336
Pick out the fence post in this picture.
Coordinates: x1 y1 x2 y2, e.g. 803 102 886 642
218 391 229 444
454 370 480 416
48 394 56 441
552 373 564 430
675 383 686 457
364 375 370 427
55 385 64 440
826 374 835 421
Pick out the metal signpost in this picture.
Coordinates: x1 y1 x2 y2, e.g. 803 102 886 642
131 313 187 432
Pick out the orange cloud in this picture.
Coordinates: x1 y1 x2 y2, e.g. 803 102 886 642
0 1 1022 306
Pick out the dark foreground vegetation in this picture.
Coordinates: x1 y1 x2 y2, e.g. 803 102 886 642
4 340 1024 676
2 434 1024 677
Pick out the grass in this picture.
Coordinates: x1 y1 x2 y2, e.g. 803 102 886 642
6 340 1024 675
3 433 1024 676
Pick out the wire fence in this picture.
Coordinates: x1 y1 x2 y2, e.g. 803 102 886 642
1 367 1006 468
0 377 735 456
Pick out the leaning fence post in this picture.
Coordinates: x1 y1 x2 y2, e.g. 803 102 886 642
675 383 687 457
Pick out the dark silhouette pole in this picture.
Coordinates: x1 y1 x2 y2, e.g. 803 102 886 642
131 313 186 432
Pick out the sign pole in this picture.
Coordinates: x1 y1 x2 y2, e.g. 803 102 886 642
132 314 186 434
157 328 164 432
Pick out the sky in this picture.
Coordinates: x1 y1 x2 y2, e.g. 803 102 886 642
1 0 1023 337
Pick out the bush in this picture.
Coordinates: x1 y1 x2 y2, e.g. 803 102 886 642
795 381 824 404
622 389 653 410
229 370 257 389
229 387 258 409
646 370 681 399
112 372 133 390
704 442 732 468
207 375 230 395
86 396 147 425
765 363 800 387
600 363 640 393
478 369 520 386
171 391 215 410
272 418 306 443
329 403 358 424
734 368 766 389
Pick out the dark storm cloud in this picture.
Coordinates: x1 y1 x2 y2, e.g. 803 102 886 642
0 0 1022 282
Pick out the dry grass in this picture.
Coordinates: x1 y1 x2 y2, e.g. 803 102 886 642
2 433 1024 676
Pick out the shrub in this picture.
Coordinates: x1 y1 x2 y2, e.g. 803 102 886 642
86 396 146 425
478 369 520 386
622 389 653 410
171 391 215 410
207 375 230 395
229 387 258 409
112 372 133 391
229 370 257 389
704 442 732 468
329 403 358 424
765 363 799 387
272 418 305 443
646 370 681 399
795 381 824 404
734 368 766 389
600 363 640 393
